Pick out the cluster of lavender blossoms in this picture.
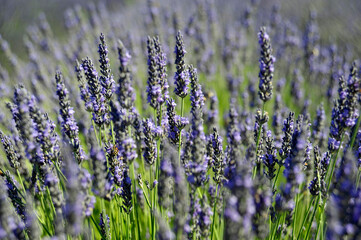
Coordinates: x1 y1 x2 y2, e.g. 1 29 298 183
0 1 360 240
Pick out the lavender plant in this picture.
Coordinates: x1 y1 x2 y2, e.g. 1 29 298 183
0 2 360 240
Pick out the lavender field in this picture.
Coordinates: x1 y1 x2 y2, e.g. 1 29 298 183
0 0 360 239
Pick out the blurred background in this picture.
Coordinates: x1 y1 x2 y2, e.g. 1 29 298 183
1 0 360 56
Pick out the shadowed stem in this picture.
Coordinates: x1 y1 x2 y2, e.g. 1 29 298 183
349 111 361 149
178 97 185 164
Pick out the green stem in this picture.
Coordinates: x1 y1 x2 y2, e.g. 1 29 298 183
326 134 345 192
150 165 155 240
130 163 141 240
210 184 219 240
297 199 315 240
90 215 103 238
178 98 185 164
110 121 116 145
91 119 100 144
350 113 361 149
272 165 282 191
292 193 299 239
126 214 130 240
16 169 26 196
305 195 320 240
99 126 103 147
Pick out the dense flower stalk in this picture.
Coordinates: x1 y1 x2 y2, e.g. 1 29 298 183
211 127 225 184
98 33 115 101
55 71 85 163
280 115 307 225
117 39 135 109
327 150 361 239
263 130 277 180
82 57 108 126
187 65 207 187
90 141 110 199
0 178 25 239
309 146 330 197
99 211 111 240
63 145 83 237
166 98 189 145
28 95 60 165
143 119 157 165
119 137 137 165
76 60 92 112
174 31 189 98
158 143 175 209
258 26 275 102
0 131 22 170
172 146 189 237
225 102 242 179
121 167 132 214
154 37 169 105
4 172 25 220
146 37 162 110
279 112 295 163
328 63 360 153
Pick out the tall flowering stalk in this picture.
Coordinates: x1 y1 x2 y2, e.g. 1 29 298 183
146 37 161 111
327 63 360 193
82 57 108 128
55 71 85 164
98 33 114 102
166 98 189 146
258 26 275 103
187 65 207 188
117 39 135 110
254 26 275 177
173 31 189 162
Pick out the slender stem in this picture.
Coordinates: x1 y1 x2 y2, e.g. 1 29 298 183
326 134 345 192
126 213 130 240
130 163 141 240
92 119 100 144
296 197 314 240
357 170 361 188
178 98 185 164
350 113 361 149
305 195 320 240
272 165 282 191
16 169 26 196
110 121 116 145
210 184 219 240
99 126 103 147
292 193 299 240
197 187 203 199
149 165 155 240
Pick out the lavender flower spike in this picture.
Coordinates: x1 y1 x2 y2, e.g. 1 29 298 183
258 26 275 102
146 36 161 109
82 57 107 126
187 65 207 187
117 39 135 109
98 33 115 101
166 98 189 145
174 31 189 98
55 71 85 163
143 118 156 165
